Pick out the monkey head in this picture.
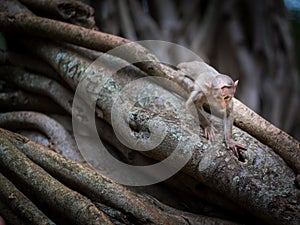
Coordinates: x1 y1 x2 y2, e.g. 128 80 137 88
205 75 238 110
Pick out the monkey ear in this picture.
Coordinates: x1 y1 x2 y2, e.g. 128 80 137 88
205 83 211 93
233 80 239 92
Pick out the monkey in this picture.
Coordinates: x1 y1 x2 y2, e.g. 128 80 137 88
177 61 246 157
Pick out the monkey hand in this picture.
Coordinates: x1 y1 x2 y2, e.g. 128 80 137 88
225 138 247 158
204 125 217 142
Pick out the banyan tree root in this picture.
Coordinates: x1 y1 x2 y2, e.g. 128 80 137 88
233 99 300 174
0 111 84 163
0 198 29 225
0 128 241 225
18 130 51 148
18 0 96 28
0 132 114 225
0 49 59 80
0 172 55 225
0 87 67 114
0 66 74 114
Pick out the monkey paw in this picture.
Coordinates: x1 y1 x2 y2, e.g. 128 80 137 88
225 139 247 158
204 126 217 142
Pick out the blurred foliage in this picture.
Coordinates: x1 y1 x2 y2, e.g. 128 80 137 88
290 16 300 71
285 0 300 71
291 20 300 73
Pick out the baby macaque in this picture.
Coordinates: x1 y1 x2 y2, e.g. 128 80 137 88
177 61 246 157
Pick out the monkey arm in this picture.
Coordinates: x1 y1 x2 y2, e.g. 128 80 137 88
224 110 246 157
185 90 200 111
224 108 234 142
186 90 217 141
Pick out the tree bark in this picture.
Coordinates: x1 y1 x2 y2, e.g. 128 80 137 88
0 172 55 225
1 128 238 225
0 132 114 225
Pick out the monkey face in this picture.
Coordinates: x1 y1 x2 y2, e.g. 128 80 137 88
206 78 238 110
211 87 234 109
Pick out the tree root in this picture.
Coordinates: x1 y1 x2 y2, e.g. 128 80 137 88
0 199 29 225
19 0 96 28
0 66 74 114
0 132 114 225
0 111 84 163
0 172 55 225
0 128 243 225
0 88 67 114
